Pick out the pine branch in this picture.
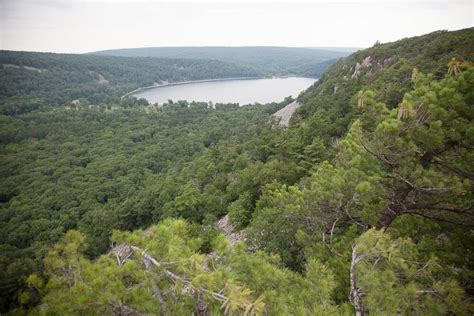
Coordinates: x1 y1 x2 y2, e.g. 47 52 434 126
403 211 474 227
126 245 264 315
407 204 474 217
357 135 397 167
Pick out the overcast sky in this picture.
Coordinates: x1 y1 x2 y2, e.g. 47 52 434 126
0 0 472 53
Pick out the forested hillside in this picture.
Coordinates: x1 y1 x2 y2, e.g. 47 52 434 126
0 100 290 312
0 51 260 115
1 28 473 314
91 46 351 76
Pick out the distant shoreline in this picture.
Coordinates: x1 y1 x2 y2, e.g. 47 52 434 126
122 77 261 99
121 75 315 99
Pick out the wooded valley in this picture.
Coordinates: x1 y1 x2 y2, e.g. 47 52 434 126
0 28 473 315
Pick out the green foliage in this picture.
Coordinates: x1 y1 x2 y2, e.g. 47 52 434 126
31 219 339 315
248 56 473 313
353 229 471 315
1 28 473 314
0 102 283 311
295 28 473 151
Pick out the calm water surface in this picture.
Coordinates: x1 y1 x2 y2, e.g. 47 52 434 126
132 77 317 105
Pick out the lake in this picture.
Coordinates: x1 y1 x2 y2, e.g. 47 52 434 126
131 77 317 105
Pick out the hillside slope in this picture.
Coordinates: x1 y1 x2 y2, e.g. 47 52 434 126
0 51 260 114
90 46 352 76
295 28 474 138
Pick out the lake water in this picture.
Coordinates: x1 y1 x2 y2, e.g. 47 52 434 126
132 77 317 105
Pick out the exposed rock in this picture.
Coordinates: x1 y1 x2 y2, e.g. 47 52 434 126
89 71 109 84
273 101 301 127
351 56 373 79
23 66 46 73
383 56 394 66
2 64 20 70
350 55 396 79
2 63 47 73
351 62 361 79
216 214 245 245
361 56 372 67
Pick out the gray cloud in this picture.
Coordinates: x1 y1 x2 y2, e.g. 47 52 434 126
0 1 472 53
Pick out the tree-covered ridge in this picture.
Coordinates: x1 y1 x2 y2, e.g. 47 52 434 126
250 62 473 292
0 50 261 115
295 28 474 138
90 46 352 75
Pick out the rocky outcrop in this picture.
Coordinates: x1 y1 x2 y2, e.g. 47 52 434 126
350 55 395 79
88 71 109 84
216 214 245 245
273 101 301 127
351 56 373 78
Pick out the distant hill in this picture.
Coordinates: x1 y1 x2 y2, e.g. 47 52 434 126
90 46 351 76
306 46 361 52
0 51 260 114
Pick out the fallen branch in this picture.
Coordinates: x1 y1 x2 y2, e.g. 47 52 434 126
128 245 250 311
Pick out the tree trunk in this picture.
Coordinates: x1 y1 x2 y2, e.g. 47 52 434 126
376 185 411 229
376 209 398 229
350 245 364 316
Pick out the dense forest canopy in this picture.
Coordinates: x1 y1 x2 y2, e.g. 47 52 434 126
90 46 352 75
0 100 289 312
0 28 473 315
